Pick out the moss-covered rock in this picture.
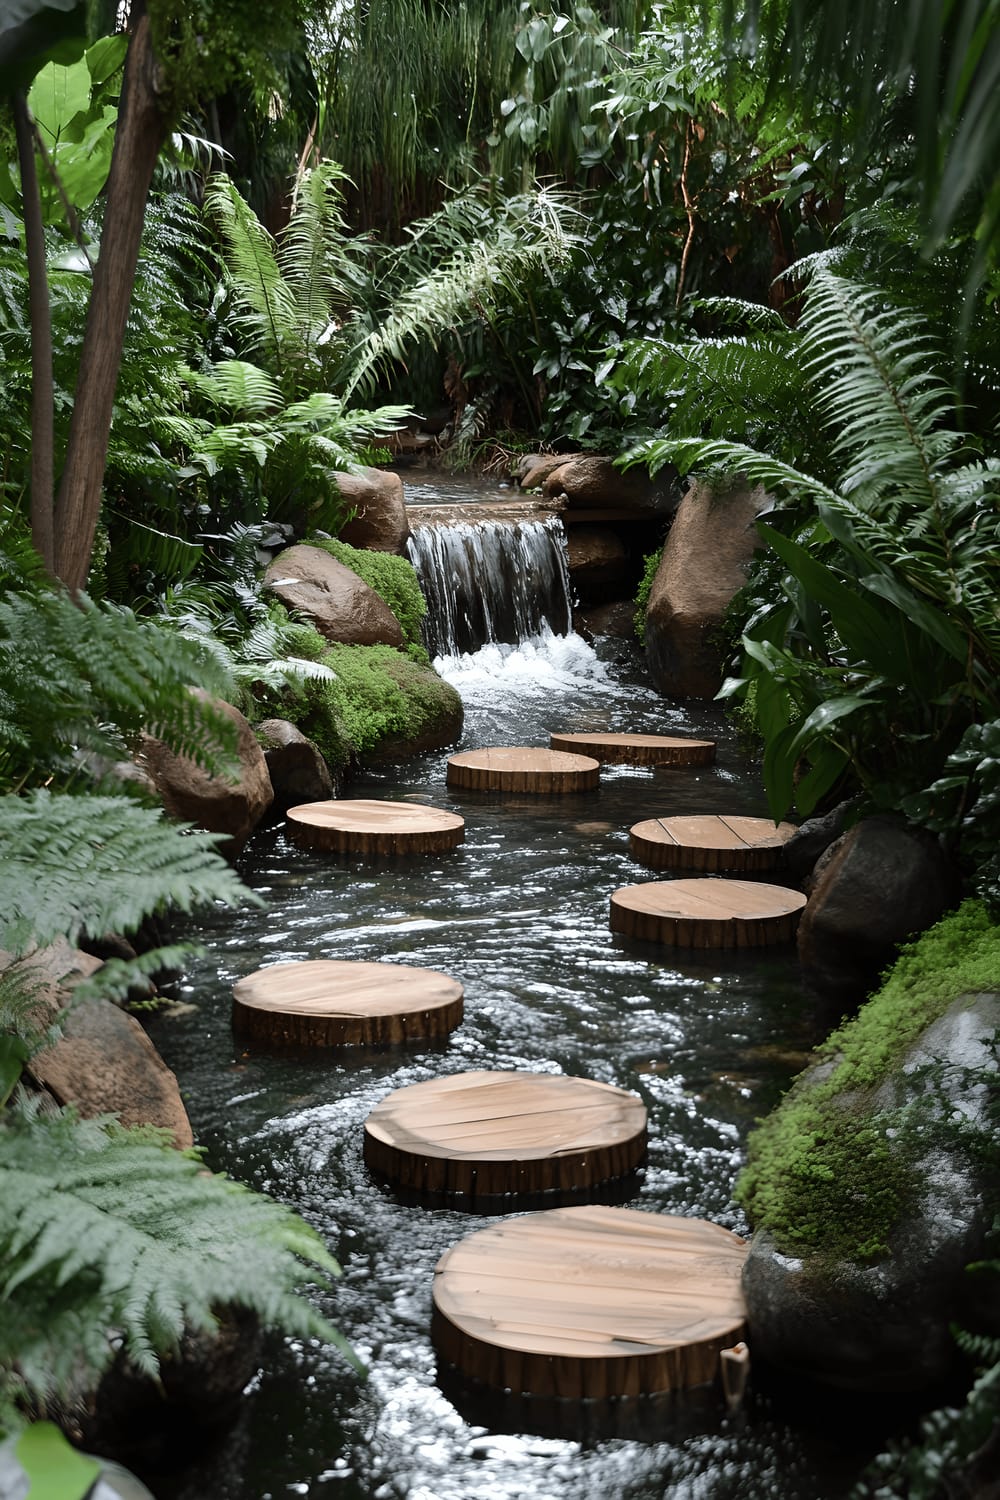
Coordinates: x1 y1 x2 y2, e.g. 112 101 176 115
305 537 427 651
739 901 1000 1392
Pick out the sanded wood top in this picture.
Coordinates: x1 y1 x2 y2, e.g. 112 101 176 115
447 747 600 795
286 798 465 855
364 1070 646 1204
630 814 797 873
610 878 807 949
232 959 464 1049
549 731 717 768
432 1206 747 1399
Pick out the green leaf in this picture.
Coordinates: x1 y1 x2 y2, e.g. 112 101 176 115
27 54 92 144
795 743 851 817
14 1422 99 1500
84 33 127 86
788 694 872 757
0 1034 30 1109
41 103 117 217
763 720 800 823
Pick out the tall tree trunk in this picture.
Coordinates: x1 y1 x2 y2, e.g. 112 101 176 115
12 89 55 576
53 0 167 593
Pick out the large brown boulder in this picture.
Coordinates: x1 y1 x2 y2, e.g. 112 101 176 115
542 455 678 517
797 816 956 1008
336 467 411 554
140 696 273 857
566 526 629 605
644 480 770 698
30 997 194 1149
256 718 334 809
265 544 404 647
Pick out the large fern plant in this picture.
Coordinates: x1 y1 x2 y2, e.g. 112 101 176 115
0 558 357 1437
626 263 1000 894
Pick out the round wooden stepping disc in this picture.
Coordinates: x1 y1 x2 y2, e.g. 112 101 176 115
610 878 807 948
286 799 464 855
549 731 716 768
446 747 599 795
364 1070 646 1203
232 960 464 1049
630 814 798 873
432 1206 747 1400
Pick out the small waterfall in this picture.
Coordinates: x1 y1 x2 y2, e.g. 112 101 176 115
406 516 573 658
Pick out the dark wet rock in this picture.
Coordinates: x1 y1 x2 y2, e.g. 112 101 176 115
644 479 771 699
336 467 411 554
140 696 273 858
516 453 569 490
265 544 405 648
566 526 629 605
797 816 955 1007
783 800 858 884
574 600 638 640
743 990 1000 1393
256 718 334 810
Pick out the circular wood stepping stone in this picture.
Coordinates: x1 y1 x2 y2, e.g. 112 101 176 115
630 814 797 873
447 747 599 795
433 1206 747 1400
286 799 464 855
364 1070 646 1204
610 878 807 948
232 960 463 1049
549 731 716 768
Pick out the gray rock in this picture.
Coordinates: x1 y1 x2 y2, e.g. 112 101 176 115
335 467 411 554
644 480 771 698
256 718 334 810
797 815 955 1007
783 799 857 884
140 695 274 858
265 544 405 647
742 991 1000 1393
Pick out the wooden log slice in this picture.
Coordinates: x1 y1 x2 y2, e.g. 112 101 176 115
446 747 600 795
433 1206 747 1400
549 731 717 768
286 798 465 855
630 814 798 873
610 878 807 949
232 959 464 1049
364 1070 646 1204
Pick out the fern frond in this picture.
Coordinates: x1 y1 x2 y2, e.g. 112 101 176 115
800 266 966 508
204 175 298 378
183 360 283 417
0 791 261 957
0 1102 357 1411
279 164 358 362
624 435 841 503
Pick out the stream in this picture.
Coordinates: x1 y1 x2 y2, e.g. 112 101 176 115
146 493 887 1500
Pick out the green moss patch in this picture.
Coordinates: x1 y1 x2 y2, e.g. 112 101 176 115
737 900 1000 1263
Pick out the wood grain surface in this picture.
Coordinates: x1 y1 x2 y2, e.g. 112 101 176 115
610 877 807 948
446 747 600 794
286 798 465 855
629 814 797 872
232 959 464 1048
550 731 716 768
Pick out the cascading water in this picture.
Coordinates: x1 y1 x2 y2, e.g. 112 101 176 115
406 516 572 658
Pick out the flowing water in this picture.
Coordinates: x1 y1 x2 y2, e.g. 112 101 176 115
146 495 887 1500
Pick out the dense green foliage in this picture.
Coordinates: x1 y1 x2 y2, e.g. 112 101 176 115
737 900 1000 1262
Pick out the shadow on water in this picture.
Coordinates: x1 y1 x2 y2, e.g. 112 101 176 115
141 545 905 1499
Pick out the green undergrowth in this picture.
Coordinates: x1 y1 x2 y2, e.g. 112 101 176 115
251 641 460 771
633 546 662 646
306 537 428 652
737 900 1000 1264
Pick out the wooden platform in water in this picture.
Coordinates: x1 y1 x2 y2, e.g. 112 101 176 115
447 747 600 795
610 878 807 948
285 798 465 855
364 1070 646 1204
630 814 797 873
549 731 716 768
432 1206 747 1399
232 959 463 1049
